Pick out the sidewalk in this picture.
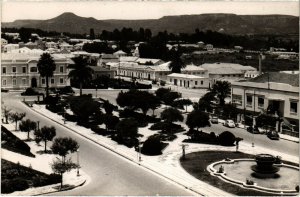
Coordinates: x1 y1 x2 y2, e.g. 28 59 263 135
29 102 299 196
1 123 89 196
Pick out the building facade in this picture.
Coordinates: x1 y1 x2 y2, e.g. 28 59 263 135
167 73 209 89
1 53 70 90
231 73 299 122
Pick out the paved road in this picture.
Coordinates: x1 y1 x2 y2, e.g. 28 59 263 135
2 92 194 196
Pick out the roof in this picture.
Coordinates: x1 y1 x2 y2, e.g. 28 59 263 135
89 66 113 72
113 50 127 55
208 67 243 75
101 54 118 59
119 56 139 62
1 53 70 62
168 73 206 79
182 64 206 71
200 63 256 74
136 58 162 65
248 72 299 87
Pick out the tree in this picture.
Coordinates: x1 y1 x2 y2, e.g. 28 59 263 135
51 137 79 163
69 96 100 124
37 53 56 98
35 126 56 152
51 158 78 189
255 114 277 131
186 110 211 131
103 100 116 115
2 106 11 124
197 92 216 112
9 112 26 131
211 81 231 106
19 119 36 140
162 91 181 105
168 48 185 73
89 28 95 40
173 99 192 113
155 88 171 101
161 108 183 125
68 56 94 96
222 104 239 121
116 118 138 140
103 115 119 131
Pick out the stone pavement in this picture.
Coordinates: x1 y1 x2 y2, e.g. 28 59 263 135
29 102 299 196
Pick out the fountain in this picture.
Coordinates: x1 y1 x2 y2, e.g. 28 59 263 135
251 154 280 178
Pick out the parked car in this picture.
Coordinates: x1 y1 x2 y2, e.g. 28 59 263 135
224 120 235 128
267 131 280 140
247 126 260 134
210 116 218 124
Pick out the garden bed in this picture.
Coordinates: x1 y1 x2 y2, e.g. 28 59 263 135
1 159 61 194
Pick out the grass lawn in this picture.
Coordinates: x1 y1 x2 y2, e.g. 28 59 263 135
180 151 297 196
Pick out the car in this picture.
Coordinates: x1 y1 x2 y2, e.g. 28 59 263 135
224 120 235 128
247 126 260 134
267 131 280 140
210 116 218 124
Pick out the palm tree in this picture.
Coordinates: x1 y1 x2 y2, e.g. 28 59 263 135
211 81 231 106
37 53 56 98
68 56 94 96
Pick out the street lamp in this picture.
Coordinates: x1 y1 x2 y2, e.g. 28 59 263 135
180 144 189 160
137 138 142 162
95 85 98 98
63 107 66 124
77 149 80 176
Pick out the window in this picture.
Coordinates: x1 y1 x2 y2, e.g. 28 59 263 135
22 67 26 73
195 81 198 85
12 79 16 86
2 67 6 74
51 78 55 84
258 97 264 108
290 101 298 114
232 94 242 105
30 67 37 72
201 81 203 85
246 95 252 106
12 67 16 73
41 78 45 85
60 77 64 84
170 78 172 82
22 78 26 85
2 80 7 86
60 66 64 73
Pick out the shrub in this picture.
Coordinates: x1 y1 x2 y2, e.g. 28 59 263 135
21 88 41 96
44 95 60 105
1 178 29 193
149 122 183 133
218 131 236 146
141 135 163 155
160 80 166 86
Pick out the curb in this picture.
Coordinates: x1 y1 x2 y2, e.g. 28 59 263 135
25 102 205 196
279 136 299 143
32 180 86 196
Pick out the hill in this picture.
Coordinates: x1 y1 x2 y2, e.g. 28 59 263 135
2 12 298 35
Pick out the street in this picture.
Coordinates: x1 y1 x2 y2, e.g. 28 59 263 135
2 92 194 196
2 91 298 195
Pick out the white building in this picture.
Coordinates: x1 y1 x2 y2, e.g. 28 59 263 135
3 44 19 53
1 38 8 46
231 72 299 122
45 41 58 49
167 73 209 89
1 53 71 90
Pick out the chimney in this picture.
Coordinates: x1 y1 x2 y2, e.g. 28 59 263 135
258 53 262 75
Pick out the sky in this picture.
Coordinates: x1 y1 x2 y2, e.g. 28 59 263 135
1 0 299 22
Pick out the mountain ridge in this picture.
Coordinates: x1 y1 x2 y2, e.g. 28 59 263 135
2 12 298 35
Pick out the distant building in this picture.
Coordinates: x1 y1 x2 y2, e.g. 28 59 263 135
167 73 209 89
205 44 213 51
3 44 19 53
231 72 299 124
113 50 127 57
4 32 19 39
245 70 260 78
1 53 71 90
45 41 58 49
200 63 256 85
89 66 115 79
1 38 8 46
